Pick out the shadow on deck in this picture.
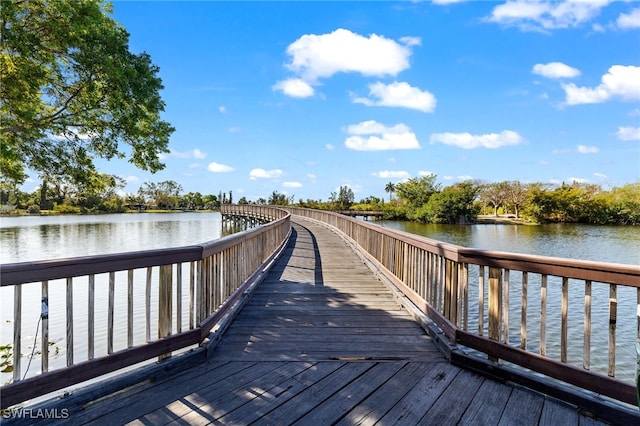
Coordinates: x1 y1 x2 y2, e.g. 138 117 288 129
8 219 616 425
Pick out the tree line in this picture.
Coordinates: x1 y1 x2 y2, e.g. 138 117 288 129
1 175 638 225
371 177 640 225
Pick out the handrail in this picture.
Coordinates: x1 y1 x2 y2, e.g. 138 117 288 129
0 206 290 408
280 206 640 406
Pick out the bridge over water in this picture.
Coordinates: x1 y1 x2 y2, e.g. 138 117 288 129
1 206 639 424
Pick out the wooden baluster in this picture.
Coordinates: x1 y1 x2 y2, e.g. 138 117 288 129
66 277 73 366
540 274 547 356
478 265 485 336
609 284 617 377
146 267 152 342
127 270 133 347
488 267 502 340
88 275 95 360
503 269 510 344
488 267 502 362
108 271 115 354
13 283 22 382
41 281 48 372
196 260 203 324
159 265 173 338
444 260 453 321
560 277 569 363
177 263 182 334
189 261 196 330
584 280 591 370
521 272 527 349
460 263 469 331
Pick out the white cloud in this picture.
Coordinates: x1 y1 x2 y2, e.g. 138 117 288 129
570 177 590 184
325 144 335 150
344 120 420 151
125 176 139 184
373 170 410 179
418 170 436 177
617 126 640 141
169 148 207 159
430 130 524 149
594 172 608 178
284 28 417 83
228 127 242 133
219 106 227 114
532 62 581 79
272 78 315 98
617 8 640 29
577 144 599 154
488 0 612 31
283 181 303 188
552 148 572 154
562 65 640 105
249 168 283 179
353 81 436 113
207 162 235 173
399 36 422 47
629 108 640 117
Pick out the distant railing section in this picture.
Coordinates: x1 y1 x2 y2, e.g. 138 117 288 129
0 206 290 408
281 206 640 406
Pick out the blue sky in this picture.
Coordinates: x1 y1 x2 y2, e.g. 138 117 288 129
40 1 640 201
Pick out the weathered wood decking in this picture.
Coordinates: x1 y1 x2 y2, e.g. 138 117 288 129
31 218 608 425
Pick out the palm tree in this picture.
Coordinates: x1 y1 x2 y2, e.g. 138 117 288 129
384 182 395 202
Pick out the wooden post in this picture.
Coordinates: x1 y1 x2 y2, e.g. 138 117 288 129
478 265 485 336
177 263 182 334
41 280 48 373
108 271 115 354
189 261 195 329
488 267 502 344
584 280 592 370
561 277 568 363
158 264 173 360
145 267 152 342
88 275 95 360
540 274 547 356
460 263 469 332
609 284 617 377
13 284 22 382
128 270 134 347
503 269 510 344
521 272 527 349
66 277 73 366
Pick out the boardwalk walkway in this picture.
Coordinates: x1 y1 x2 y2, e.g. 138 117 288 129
40 218 606 425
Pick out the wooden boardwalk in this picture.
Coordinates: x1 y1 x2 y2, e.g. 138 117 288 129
37 218 608 425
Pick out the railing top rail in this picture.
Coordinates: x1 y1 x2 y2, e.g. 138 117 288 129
285 207 640 286
1 208 291 286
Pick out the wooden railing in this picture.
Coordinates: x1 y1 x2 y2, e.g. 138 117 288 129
280 206 640 406
0 206 290 408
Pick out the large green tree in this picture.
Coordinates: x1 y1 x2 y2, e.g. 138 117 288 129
394 175 440 208
1 0 174 185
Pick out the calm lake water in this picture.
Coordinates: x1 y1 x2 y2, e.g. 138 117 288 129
1 213 638 385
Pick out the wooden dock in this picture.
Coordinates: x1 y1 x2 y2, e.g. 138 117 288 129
23 218 611 425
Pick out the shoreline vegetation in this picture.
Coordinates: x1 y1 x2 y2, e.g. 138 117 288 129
1 177 639 225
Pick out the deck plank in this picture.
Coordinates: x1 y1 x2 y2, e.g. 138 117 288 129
414 367 484 425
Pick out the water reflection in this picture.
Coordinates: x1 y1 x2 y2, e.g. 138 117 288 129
0 212 226 262
378 221 640 265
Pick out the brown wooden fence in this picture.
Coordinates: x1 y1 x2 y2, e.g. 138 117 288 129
0 206 290 408
277 206 640 406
